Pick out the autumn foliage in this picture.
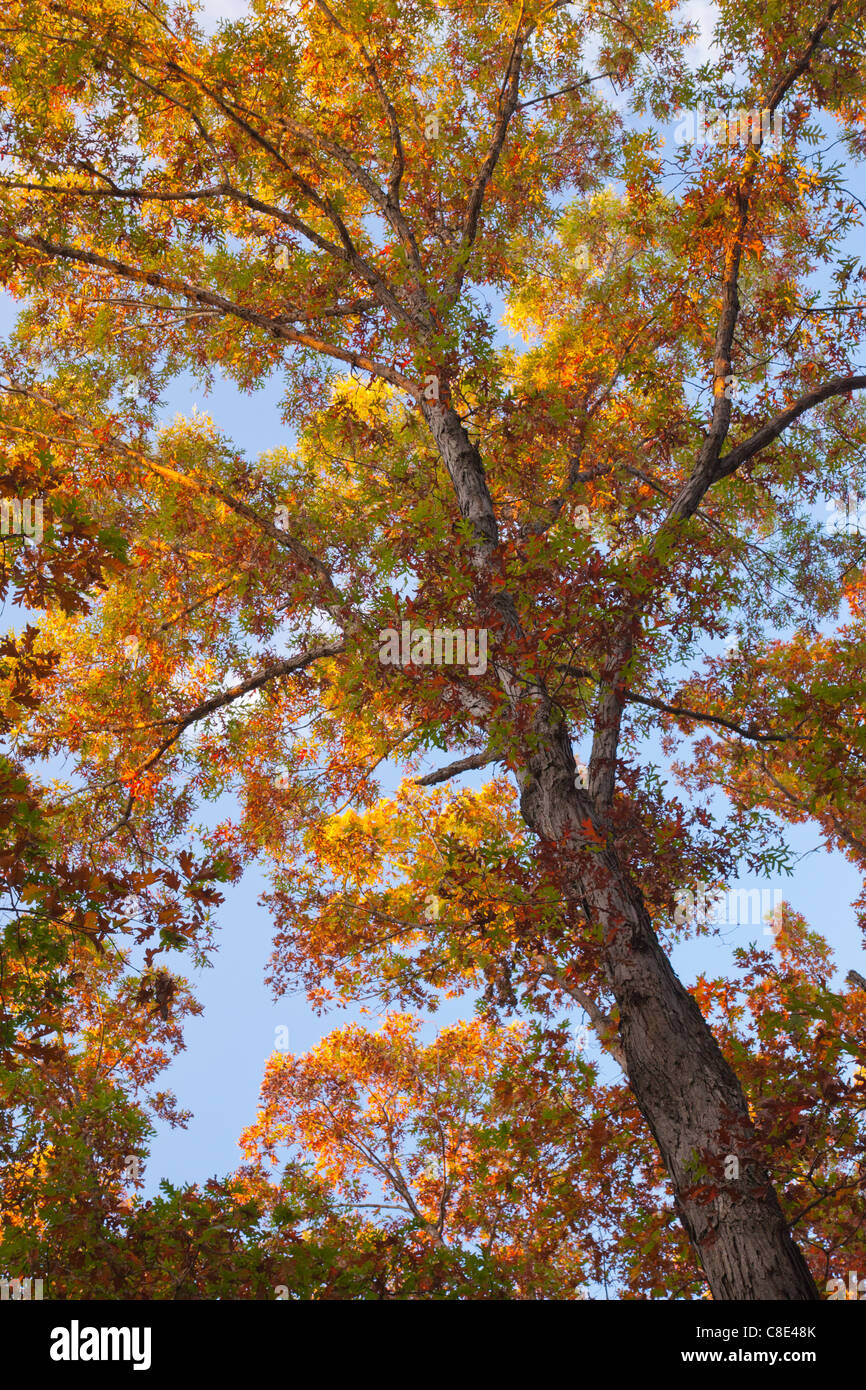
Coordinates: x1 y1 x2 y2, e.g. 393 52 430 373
1 0 866 1299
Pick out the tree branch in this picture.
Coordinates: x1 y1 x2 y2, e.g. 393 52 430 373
517 71 616 111
556 664 794 742
535 953 625 1070
415 752 498 786
0 227 414 390
444 5 533 306
714 374 866 479
130 642 345 782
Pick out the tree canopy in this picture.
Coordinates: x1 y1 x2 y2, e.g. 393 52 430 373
1 0 866 1299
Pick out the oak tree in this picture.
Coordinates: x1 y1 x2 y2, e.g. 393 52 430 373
2 0 866 1298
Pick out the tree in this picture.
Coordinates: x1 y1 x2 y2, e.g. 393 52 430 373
1 0 865 1298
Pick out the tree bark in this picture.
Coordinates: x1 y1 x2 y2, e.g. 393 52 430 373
518 736 819 1300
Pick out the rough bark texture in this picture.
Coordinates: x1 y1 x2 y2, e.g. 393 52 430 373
520 747 819 1301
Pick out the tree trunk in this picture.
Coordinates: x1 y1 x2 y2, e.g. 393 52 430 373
517 718 819 1300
